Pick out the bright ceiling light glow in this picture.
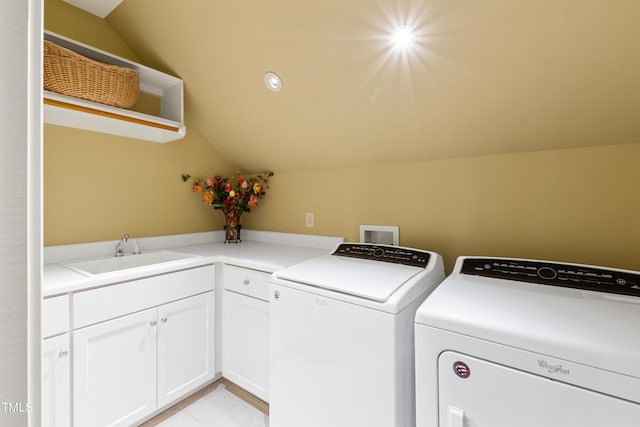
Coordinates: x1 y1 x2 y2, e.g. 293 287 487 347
390 25 417 51
264 72 282 92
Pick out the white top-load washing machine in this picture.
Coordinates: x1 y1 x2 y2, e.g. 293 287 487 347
415 256 640 427
270 243 444 427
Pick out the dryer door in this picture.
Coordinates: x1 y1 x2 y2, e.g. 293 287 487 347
438 351 640 427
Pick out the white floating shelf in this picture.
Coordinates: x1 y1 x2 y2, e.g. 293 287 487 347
43 30 186 143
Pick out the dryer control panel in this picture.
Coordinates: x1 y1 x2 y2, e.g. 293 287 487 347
461 258 640 297
333 243 430 267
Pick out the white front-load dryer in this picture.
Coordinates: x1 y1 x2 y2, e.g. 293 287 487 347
270 243 444 427
415 256 640 427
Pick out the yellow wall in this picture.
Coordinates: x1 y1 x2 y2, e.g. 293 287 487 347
44 0 232 245
45 0 137 61
44 125 232 245
244 144 640 272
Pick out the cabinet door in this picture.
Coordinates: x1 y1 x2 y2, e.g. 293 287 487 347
42 334 70 427
223 290 270 402
73 308 157 427
157 291 215 408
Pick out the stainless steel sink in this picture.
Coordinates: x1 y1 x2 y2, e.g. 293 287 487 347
63 250 197 276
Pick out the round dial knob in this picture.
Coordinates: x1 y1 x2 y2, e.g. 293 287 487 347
537 267 557 280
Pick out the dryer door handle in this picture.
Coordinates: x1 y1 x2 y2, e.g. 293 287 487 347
447 406 465 427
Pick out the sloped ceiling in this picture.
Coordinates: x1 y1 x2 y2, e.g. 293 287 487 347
62 0 124 18
106 0 640 171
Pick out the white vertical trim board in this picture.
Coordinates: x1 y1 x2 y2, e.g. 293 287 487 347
27 0 44 425
0 1 42 426
0 1 30 425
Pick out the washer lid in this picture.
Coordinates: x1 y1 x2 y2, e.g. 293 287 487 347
273 254 423 302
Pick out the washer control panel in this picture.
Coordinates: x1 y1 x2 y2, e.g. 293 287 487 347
461 258 640 297
332 243 430 268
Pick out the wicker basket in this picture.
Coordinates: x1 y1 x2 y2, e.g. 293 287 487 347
44 40 140 109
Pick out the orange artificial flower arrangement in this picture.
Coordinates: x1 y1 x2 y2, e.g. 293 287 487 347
181 171 274 242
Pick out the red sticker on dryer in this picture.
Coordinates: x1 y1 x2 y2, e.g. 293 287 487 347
453 361 470 378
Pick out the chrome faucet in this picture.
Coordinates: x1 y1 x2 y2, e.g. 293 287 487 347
115 234 128 257
115 233 141 257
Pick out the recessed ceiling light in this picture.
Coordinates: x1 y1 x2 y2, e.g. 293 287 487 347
390 25 417 51
264 72 283 92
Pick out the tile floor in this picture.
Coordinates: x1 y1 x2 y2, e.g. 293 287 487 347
152 383 269 427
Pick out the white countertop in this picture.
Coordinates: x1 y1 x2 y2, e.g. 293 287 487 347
43 230 343 297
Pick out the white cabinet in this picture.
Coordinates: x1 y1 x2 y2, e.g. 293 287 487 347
71 265 216 427
223 291 269 401
222 265 270 402
74 291 215 427
42 333 70 427
157 292 216 407
43 30 185 143
42 295 71 427
73 308 157 427
42 295 69 338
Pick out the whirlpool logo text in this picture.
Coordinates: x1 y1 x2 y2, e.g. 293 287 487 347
537 360 570 375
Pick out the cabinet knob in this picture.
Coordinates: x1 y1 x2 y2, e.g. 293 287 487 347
161 317 168 323
58 350 68 358
150 320 157 326
243 279 250 286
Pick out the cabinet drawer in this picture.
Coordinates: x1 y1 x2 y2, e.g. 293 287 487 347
74 265 215 329
224 265 270 301
43 295 70 338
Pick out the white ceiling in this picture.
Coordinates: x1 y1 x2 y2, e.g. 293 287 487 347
63 0 124 18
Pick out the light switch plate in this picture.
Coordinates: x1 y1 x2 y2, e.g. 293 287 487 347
305 212 314 228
